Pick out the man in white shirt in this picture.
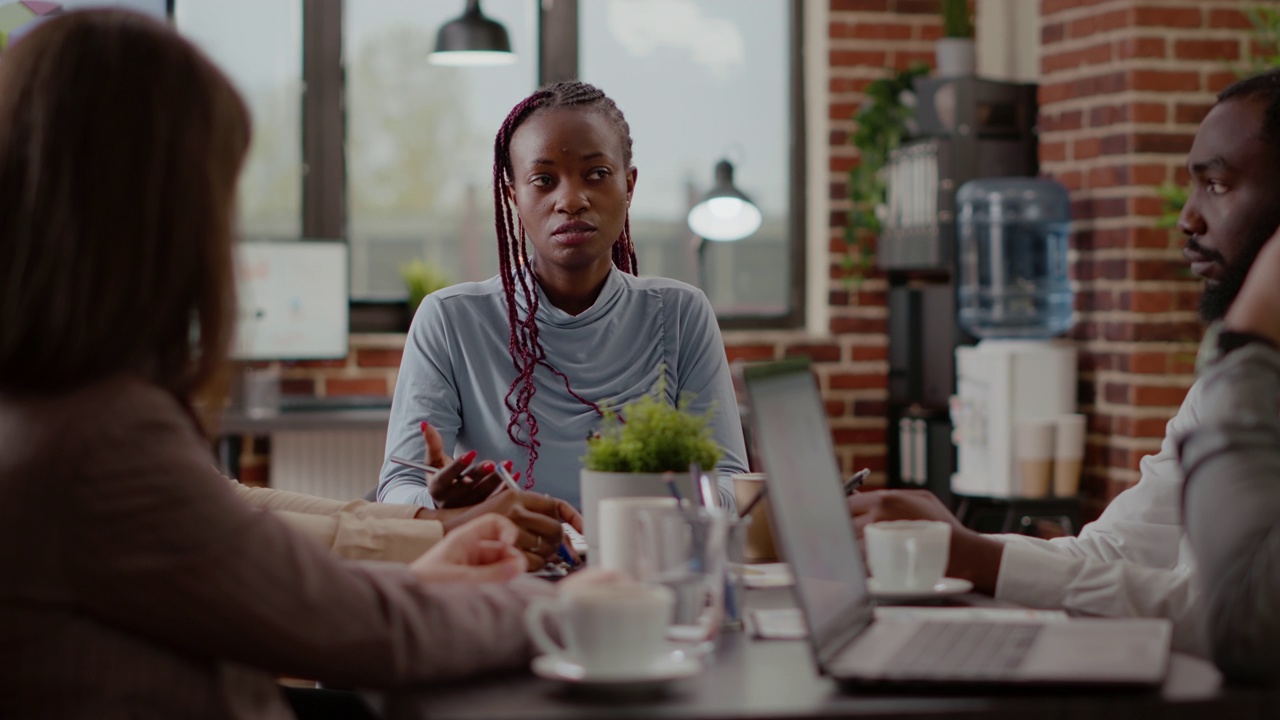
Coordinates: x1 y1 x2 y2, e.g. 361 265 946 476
848 68 1280 656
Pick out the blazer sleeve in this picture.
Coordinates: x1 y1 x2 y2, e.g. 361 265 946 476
67 385 548 689
1180 344 1280 684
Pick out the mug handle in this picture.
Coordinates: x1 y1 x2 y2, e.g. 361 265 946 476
524 598 567 657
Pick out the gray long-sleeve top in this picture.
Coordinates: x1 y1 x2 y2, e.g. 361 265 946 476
1179 342 1280 684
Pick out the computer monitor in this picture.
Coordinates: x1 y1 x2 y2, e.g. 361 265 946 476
232 241 349 361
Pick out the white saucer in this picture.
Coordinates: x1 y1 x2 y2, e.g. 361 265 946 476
531 650 702 687
868 577 974 602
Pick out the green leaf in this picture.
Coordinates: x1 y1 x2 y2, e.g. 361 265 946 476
581 369 723 473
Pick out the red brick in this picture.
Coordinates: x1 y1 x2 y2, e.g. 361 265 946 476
891 0 940 15
1103 382 1129 405
1206 70 1237 94
1117 36 1166 60
1131 259 1185 282
725 345 776 363
1086 104 1124 128
1086 165 1128 190
1133 131 1194 154
828 76 872 93
1131 102 1168 124
1133 226 1178 249
1174 39 1240 62
356 348 403 368
892 50 935 69
1131 320 1203 343
1100 133 1129 155
1133 7 1202 29
1040 141 1068 164
825 400 847 418
830 156 857 173
1208 9 1251 30
829 372 888 390
919 24 943 41
831 0 888 10
853 400 887 417
1132 417 1169 439
285 358 347 369
1069 9 1128 39
829 50 887 67
1083 41 1113 65
1131 164 1169 186
1042 22 1065 45
280 378 316 396
1130 290 1173 313
829 316 887 334
325 377 389 397
851 344 889 361
1129 69 1200 93
829 289 852 306
830 103 859 120
832 428 888 445
1130 196 1165 218
1133 384 1190 408
1129 351 1169 375
1057 170 1083 191
785 343 842 363
1043 109 1084 132
852 22 914 40
1073 137 1102 160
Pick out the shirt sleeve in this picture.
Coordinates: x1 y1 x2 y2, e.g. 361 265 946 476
69 384 549 689
270 510 443 563
1180 344 1280 683
232 481 422 520
993 378 1207 655
671 288 750 510
378 293 462 507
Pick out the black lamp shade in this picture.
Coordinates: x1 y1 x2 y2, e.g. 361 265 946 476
429 0 515 66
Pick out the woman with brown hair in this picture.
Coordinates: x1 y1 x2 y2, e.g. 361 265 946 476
0 10 578 719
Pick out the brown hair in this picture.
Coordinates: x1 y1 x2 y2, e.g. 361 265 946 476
0 9 250 420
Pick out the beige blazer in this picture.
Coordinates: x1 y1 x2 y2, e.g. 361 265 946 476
0 375 549 720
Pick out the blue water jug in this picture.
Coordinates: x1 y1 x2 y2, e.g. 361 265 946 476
956 177 1074 339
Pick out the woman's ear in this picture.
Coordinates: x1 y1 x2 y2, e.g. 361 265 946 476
626 166 638 205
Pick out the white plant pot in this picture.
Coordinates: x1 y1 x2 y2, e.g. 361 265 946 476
935 37 976 78
579 469 697 562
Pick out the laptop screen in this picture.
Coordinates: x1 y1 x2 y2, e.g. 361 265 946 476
744 360 874 656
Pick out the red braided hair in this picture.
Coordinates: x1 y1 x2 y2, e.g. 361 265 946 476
492 81 638 488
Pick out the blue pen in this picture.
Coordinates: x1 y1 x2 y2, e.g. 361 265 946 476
496 464 577 567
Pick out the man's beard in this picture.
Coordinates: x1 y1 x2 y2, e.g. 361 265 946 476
1200 214 1280 321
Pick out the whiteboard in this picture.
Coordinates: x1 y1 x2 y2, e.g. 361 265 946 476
233 242 349 360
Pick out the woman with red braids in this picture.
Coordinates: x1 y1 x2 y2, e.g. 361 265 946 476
378 81 748 513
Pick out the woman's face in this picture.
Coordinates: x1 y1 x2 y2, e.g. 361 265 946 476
507 107 636 281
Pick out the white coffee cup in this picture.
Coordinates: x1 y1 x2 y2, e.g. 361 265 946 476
1014 419 1056 498
863 520 950 592
596 497 679 578
524 583 675 676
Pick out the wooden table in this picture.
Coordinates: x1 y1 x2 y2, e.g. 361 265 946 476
370 589 1275 720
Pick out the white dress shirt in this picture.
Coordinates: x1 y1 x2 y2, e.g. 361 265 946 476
992 379 1209 656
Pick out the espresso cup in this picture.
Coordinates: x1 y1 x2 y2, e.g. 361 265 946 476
524 584 675 676
863 520 950 592
731 473 779 561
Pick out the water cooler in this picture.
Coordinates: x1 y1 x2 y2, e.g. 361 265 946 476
949 178 1080 499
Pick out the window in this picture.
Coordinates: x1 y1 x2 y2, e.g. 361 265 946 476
174 0 803 328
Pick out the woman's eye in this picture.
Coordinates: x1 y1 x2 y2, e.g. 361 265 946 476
530 176 551 187
588 168 610 180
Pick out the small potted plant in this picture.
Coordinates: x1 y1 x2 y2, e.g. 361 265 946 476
936 0 975 78
399 259 451 328
579 371 723 553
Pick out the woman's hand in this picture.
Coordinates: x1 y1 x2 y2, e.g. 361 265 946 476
442 490 583 571
408 513 527 584
420 421 504 507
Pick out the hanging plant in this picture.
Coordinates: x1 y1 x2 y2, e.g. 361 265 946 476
842 62 930 285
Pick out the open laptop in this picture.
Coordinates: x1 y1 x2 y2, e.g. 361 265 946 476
743 359 1171 688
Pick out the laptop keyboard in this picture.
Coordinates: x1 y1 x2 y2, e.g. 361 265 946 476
882 621 1043 680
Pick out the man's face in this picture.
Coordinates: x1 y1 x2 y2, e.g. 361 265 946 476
1179 96 1280 321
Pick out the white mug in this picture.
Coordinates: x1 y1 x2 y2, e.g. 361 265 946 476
596 497 679 577
863 520 950 591
524 584 675 676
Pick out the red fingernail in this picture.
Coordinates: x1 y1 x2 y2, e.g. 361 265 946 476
480 460 496 473
512 471 521 482
420 421 430 432
503 460 514 472
462 450 478 464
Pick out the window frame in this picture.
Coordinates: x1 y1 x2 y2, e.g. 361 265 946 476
212 0 805 332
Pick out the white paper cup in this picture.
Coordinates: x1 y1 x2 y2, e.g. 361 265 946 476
595 497 679 578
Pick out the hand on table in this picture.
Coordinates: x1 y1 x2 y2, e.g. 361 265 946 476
848 489 1004 595
408 513 526 584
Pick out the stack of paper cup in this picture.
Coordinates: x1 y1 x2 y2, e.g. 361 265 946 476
1014 420 1055 498
1053 414 1086 497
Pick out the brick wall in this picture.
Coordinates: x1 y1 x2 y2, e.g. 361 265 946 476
1038 0 1257 514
